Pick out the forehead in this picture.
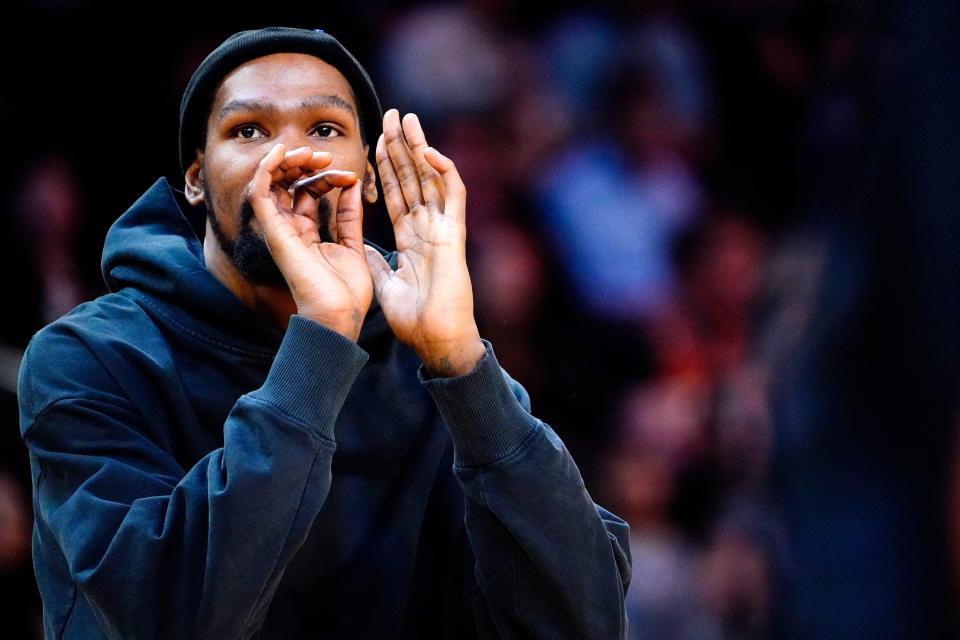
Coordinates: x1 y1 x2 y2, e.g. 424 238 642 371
211 52 356 111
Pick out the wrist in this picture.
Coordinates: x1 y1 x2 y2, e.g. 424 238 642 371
419 335 486 378
298 306 365 342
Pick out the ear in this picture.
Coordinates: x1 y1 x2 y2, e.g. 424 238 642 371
184 152 205 206
362 157 378 204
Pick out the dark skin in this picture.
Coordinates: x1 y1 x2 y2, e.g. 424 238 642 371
185 53 485 375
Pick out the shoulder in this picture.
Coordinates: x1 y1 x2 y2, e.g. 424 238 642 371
18 293 159 427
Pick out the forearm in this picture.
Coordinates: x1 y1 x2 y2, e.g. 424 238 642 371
421 345 631 638
29 316 368 639
457 430 630 639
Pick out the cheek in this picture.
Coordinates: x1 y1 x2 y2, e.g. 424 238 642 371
204 152 259 214
329 142 369 175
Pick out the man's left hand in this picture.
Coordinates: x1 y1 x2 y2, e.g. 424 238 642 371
365 109 485 377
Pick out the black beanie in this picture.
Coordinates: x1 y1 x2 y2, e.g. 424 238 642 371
178 27 382 175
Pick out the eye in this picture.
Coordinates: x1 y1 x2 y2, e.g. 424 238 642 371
233 125 265 140
311 124 341 138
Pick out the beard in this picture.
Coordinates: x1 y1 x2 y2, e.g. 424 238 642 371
204 186 334 287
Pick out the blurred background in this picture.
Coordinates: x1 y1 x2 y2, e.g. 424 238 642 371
2 0 959 637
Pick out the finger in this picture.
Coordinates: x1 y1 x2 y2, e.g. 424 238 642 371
336 178 365 253
270 147 311 182
382 108 424 211
364 245 393 299
251 144 288 203
250 144 303 261
279 147 315 171
291 170 358 199
424 147 466 222
301 150 334 171
376 132 405 226
293 151 336 183
271 149 333 183
288 188 323 245
401 113 445 213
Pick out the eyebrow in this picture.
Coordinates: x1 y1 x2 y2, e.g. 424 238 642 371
217 95 356 122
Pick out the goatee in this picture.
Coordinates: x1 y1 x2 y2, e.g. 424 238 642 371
205 189 333 287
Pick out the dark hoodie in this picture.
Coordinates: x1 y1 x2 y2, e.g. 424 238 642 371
18 178 631 639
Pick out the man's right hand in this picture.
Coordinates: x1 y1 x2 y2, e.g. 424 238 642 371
249 143 373 341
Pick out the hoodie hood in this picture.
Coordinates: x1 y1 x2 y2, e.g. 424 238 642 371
101 177 389 353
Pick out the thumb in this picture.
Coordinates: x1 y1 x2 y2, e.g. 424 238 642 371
336 178 364 253
364 246 392 299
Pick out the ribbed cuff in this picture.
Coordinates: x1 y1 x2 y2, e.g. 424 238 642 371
249 315 368 440
419 342 540 468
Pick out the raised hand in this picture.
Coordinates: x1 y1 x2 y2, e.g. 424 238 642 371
365 109 485 377
250 144 373 341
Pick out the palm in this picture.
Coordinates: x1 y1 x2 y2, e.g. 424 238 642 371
365 110 484 376
376 214 470 345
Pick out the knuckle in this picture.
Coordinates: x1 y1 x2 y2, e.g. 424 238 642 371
396 162 417 183
382 181 402 197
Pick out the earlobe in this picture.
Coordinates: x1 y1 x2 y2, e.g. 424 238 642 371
184 154 205 206
362 159 378 204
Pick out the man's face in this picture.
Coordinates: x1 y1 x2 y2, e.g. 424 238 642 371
191 53 371 285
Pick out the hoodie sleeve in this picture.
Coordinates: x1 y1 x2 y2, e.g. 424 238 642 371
419 342 632 639
19 315 367 640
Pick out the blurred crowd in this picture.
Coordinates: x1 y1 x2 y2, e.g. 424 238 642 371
4 0 958 638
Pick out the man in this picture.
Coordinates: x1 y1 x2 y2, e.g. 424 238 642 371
18 27 630 639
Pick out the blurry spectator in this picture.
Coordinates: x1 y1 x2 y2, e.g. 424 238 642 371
0 472 30 574
432 115 512 233
540 10 623 119
715 363 774 489
618 377 711 474
627 11 712 163
0 469 40 638
15 155 92 327
534 58 706 323
606 379 720 639
599 202 777 638
471 219 549 393
700 500 783 640
650 213 767 381
376 4 508 120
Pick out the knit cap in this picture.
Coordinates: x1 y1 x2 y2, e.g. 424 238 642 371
178 27 382 173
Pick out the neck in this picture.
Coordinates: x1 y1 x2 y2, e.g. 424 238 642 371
202 219 297 331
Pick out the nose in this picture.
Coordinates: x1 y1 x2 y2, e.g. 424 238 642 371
276 126 325 154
